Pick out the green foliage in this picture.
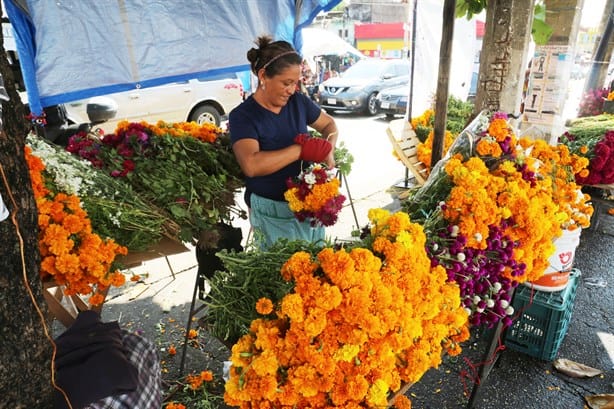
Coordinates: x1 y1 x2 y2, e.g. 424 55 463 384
202 239 324 345
560 114 614 157
310 130 355 176
446 96 475 135
333 141 354 176
456 1 552 45
415 125 432 143
456 0 488 19
532 3 553 45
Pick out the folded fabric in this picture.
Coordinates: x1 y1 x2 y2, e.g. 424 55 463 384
54 310 138 409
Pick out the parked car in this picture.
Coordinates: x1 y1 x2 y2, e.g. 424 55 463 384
318 58 410 115
375 85 409 119
375 79 433 120
64 76 244 132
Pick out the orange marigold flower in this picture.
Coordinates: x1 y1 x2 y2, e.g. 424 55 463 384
256 297 274 315
168 345 176 356
165 403 186 409
200 370 213 382
393 395 412 409
187 329 198 339
88 293 105 306
608 208 614 216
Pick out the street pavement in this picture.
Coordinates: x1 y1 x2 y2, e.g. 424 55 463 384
54 114 614 408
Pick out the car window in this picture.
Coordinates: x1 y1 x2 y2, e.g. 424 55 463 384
341 60 387 79
395 63 410 76
383 65 396 77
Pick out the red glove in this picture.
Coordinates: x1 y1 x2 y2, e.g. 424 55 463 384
294 134 332 162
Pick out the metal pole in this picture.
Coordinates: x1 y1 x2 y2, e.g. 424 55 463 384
403 0 418 188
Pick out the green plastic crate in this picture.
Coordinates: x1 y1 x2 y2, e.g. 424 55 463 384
504 269 581 361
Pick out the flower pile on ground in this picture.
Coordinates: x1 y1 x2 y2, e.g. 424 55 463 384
402 111 592 328
223 209 469 408
25 145 127 304
27 135 177 251
559 114 614 185
163 370 223 409
284 163 345 227
66 120 244 243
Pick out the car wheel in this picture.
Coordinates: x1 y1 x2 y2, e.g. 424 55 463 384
366 93 378 116
190 104 221 126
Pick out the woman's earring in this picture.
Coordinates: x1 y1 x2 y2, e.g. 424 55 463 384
261 82 266 91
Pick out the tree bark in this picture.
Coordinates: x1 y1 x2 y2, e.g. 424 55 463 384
431 0 455 167
0 5 54 406
473 0 514 115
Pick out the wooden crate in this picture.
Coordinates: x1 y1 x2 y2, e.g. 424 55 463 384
42 280 107 328
387 119 429 186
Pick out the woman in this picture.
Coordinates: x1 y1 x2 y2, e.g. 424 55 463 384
229 35 339 249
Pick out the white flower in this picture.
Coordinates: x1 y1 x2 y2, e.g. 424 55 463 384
492 282 502 292
464 307 473 316
303 172 317 186
500 299 509 309
472 295 481 304
457 252 466 262
474 232 483 242
505 306 515 315
450 225 459 237
432 243 439 251
486 299 495 308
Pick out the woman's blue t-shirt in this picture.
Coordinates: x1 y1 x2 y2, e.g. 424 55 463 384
228 92 322 205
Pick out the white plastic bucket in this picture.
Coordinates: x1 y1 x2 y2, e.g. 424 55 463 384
526 228 582 292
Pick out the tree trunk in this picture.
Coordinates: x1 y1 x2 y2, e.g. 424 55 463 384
0 5 54 406
472 0 514 115
431 0 455 166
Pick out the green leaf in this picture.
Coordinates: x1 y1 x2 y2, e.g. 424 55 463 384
169 204 189 218
532 18 553 45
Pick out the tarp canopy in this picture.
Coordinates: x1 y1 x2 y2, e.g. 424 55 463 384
4 0 342 115
301 27 364 61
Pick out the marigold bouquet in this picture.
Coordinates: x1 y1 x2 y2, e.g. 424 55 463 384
223 209 469 408
284 163 346 227
403 111 592 327
25 145 127 305
67 120 244 243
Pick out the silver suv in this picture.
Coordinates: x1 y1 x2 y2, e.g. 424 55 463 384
318 58 410 116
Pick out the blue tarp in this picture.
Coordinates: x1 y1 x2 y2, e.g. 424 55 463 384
5 0 342 115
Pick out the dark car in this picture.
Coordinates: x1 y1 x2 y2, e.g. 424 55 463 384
375 80 432 119
318 58 410 115
375 85 409 118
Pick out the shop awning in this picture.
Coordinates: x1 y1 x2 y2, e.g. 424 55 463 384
4 0 342 115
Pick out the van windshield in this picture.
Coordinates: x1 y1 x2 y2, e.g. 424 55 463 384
341 60 386 79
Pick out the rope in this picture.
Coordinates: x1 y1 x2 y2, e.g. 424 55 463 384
0 160 74 409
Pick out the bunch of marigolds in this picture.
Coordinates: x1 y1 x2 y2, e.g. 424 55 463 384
224 209 469 408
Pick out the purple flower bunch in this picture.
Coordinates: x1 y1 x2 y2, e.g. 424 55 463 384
577 88 608 117
427 220 525 328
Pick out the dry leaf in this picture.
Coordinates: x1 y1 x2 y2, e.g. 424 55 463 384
553 358 602 378
585 394 614 409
